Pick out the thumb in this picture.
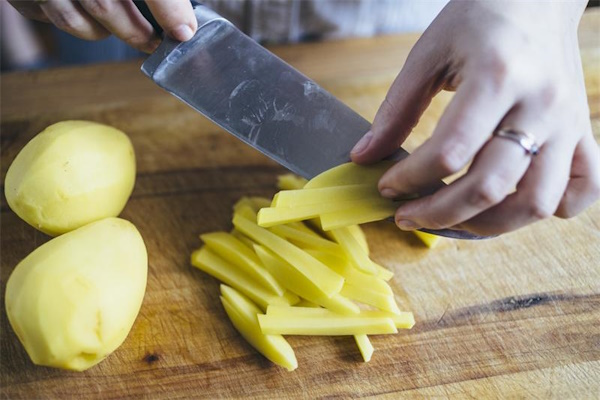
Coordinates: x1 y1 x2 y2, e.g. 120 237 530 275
351 36 448 164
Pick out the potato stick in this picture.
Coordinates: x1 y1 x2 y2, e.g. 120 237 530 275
304 161 394 189
371 261 395 282
295 299 321 308
233 203 258 222
258 314 397 336
413 230 442 248
344 225 369 254
270 192 280 207
306 250 393 295
254 245 359 315
257 197 392 228
266 305 332 317
329 228 378 275
341 283 401 314
191 247 298 310
319 202 398 231
354 334 373 362
286 221 319 235
201 232 284 296
266 305 414 329
233 214 344 297
329 227 394 281
248 197 272 211
277 174 308 190
231 229 257 249
359 310 415 329
220 287 297 371
233 196 270 214
268 224 340 253
272 184 378 207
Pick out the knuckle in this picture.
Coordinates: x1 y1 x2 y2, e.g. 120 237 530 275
52 10 87 34
434 142 470 176
537 82 568 109
468 176 510 208
83 0 113 18
528 198 556 220
478 49 521 94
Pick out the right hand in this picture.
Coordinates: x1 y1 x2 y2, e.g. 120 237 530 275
8 0 198 53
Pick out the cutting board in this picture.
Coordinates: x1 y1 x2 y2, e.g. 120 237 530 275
1 10 599 399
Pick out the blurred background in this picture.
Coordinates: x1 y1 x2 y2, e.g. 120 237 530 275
3 0 598 73
1 0 454 71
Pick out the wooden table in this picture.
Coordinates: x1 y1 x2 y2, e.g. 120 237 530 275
2 9 599 399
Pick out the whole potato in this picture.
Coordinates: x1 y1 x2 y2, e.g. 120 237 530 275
4 121 136 236
5 217 148 371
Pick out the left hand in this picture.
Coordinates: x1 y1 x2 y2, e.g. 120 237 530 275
351 0 600 236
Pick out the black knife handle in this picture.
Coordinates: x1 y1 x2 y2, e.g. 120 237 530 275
133 0 201 36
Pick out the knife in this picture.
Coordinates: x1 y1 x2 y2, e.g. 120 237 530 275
136 2 489 240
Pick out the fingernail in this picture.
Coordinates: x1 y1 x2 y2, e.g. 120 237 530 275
396 219 419 231
171 25 194 41
380 188 398 199
351 131 373 155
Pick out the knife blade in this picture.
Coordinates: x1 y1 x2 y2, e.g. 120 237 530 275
139 4 490 240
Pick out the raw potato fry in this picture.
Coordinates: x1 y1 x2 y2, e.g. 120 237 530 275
258 198 391 228
354 334 374 362
272 184 378 207
268 224 340 253
304 161 394 189
277 174 308 190
265 306 415 330
329 228 377 275
340 283 401 314
270 162 440 247
231 229 257 249
190 166 422 370
295 299 320 308
306 250 393 295
201 232 285 296
220 285 297 371
413 230 442 248
359 310 415 329
234 196 271 214
254 245 359 315
344 225 370 254
258 314 397 336
233 214 345 297
319 202 398 231
329 227 395 281
233 203 258 222
191 247 298 310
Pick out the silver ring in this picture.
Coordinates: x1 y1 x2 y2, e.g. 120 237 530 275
493 127 540 156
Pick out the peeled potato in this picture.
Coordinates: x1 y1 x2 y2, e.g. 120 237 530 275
4 121 136 236
5 217 148 371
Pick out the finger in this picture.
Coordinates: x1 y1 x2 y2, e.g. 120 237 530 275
40 0 109 40
145 0 197 42
391 104 546 231
461 137 575 236
351 32 447 165
377 75 516 198
555 132 600 218
7 1 50 22
80 0 159 53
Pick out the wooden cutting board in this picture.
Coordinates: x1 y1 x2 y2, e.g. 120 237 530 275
1 10 599 399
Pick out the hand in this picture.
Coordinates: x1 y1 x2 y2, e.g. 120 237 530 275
8 0 198 53
351 0 600 236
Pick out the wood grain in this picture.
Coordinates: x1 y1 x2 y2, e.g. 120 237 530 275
1 9 599 399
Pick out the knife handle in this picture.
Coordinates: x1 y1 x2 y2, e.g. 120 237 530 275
133 0 201 36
